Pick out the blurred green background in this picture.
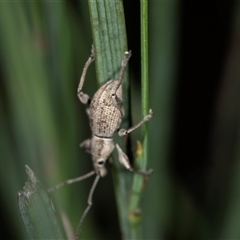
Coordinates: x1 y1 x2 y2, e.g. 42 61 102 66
1 1 240 239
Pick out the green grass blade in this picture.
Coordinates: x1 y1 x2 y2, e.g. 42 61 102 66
87 0 132 238
88 0 128 84
18 165 64 239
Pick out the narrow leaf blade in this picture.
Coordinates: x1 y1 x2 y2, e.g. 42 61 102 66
18 165 64 239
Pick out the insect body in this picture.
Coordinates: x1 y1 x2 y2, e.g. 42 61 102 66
78 47 153 178
49 46 153 239
83 79 124 177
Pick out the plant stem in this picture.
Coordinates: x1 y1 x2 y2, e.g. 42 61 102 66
129 0 150 238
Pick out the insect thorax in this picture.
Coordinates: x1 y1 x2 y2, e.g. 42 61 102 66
91 135 115 177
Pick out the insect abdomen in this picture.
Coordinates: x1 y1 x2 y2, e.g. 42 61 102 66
89 80 122 137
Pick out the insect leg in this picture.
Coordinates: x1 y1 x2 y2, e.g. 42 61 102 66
118 109 153 137
111 50 132 95
77 45 95 104
75 175 100 240
48 171 95 192
116 144 153 176
79 138 92 154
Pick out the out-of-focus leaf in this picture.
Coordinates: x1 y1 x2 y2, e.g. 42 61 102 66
18 165 64 239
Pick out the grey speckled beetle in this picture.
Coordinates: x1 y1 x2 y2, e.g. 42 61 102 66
49 46 153 239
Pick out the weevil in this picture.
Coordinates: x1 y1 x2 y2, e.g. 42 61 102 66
49 46 153 239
